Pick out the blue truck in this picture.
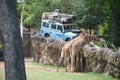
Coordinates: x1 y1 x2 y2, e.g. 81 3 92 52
39 12 81 41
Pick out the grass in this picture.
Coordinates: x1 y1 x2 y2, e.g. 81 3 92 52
0 62 118 80
26 69 117 80
0 70 4 80
32 62 64 70
29 62 118 80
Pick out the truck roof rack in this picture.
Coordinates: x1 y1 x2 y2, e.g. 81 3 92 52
41 12 76 23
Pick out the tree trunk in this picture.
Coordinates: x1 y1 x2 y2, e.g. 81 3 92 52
20 0 26 38
0 0 26 80
89 26 92 34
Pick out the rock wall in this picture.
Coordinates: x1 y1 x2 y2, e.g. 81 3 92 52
32 35 120 79
83 44 120 78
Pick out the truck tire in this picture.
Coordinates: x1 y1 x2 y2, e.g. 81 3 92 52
66 38 71 41
44 33 50 37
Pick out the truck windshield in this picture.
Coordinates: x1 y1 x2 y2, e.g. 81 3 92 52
64 25 72 29
63 24 77 32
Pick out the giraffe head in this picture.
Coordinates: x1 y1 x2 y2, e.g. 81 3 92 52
81 33 101 43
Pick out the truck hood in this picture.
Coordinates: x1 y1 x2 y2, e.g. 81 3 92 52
64 29 81 37
64 32 79 37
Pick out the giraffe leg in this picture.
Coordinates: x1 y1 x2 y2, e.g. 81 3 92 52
64 57 68 72
33 54 36 62
57 57 63 72
57 48 64 72
81 53 85 72
71 50 76 72
76 52 80 72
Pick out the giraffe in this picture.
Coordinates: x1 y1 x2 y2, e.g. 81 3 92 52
57 33 86 72
57 32 101 72
70 33 101 72
32 35 46 62
57 41 72 72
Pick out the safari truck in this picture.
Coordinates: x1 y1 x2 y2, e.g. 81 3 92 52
39 10 81 41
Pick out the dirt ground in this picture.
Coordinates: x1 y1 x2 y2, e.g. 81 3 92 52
24 58 59 72
0 58 65 73
0 58 38 71
0 61 4 70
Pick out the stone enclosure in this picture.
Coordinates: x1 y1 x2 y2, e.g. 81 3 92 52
32 34 120 79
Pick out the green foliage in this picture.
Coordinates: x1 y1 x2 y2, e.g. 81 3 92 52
68 0 120 46
65 0 104 31
17 0 120 46
17 0 60 28
99 22 110 36
17 3 22 18
80 15 99 29
60 0 72 13
0 41 3 50
0 45 2 50
109 0 120 46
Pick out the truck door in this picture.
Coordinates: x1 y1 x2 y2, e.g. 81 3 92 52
55 25 65 40
50 23 57 39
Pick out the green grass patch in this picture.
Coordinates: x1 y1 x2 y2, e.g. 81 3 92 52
32 62 64 70
31 62 118 80
26 69 118 80
0 70 5 80
0 62 118 80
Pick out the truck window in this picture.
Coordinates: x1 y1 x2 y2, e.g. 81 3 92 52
57 25 63 32
64 25 72 29
43 22 49 28
51 24 56 29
